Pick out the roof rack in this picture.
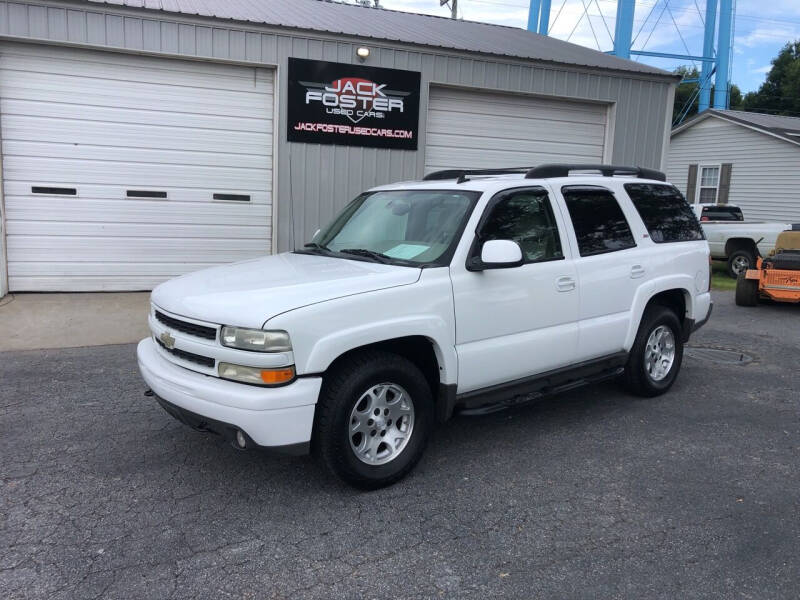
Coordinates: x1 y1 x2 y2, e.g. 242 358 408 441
422 167 532 183
524 164 667 182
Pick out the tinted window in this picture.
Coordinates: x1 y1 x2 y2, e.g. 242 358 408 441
624 184 705 243
700 205 743 222
562 186 636 256
481 189 563 263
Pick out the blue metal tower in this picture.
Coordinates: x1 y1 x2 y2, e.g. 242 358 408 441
527 0 735 113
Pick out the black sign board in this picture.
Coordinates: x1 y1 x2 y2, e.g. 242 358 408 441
287 58 421 150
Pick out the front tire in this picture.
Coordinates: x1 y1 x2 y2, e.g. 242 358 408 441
623 305 684 397
313 350 433 490
735 272 759 306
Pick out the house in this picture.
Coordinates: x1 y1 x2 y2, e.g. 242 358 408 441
0 0 677 296
667 109 800 223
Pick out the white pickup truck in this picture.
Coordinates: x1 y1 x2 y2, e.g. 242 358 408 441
692 204 794 277
138 164 713 489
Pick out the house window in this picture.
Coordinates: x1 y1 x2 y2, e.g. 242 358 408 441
697 165 720 204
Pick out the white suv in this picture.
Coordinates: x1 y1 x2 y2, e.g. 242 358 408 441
138 164 713 488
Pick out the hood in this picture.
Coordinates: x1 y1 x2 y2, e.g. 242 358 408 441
151 252 421 328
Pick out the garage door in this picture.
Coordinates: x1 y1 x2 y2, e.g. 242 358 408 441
425 87 608 173
0 43 274 291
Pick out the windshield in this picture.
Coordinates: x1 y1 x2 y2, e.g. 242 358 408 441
305 190 480 266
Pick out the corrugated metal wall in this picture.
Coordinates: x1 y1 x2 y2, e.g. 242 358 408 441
0 0 675 254
668 117 800 223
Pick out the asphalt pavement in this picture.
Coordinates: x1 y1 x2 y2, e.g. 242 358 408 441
1 291 799 599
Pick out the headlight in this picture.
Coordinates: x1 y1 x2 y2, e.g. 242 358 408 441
220 327 292 352
218 363 296 386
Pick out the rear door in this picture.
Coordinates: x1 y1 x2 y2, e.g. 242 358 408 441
558 185 643 361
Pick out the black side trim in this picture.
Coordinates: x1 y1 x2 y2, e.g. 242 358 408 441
154 394 310 455
436 382 458 423
213 193 251 202
127 190 167 198
456 352 629 408
32 186 76 195
691 302 713 337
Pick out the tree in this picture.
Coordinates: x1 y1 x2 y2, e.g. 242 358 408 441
741 41 800 116
672 65 742 123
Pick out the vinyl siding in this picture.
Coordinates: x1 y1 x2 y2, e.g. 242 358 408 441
0 0 675 255
667 117 800 223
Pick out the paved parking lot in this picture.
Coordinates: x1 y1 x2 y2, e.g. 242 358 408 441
2 291 799 599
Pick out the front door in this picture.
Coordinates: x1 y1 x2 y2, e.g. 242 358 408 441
450 187 579 394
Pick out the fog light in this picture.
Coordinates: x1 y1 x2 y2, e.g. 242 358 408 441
236 430 247 449
218 362 296 386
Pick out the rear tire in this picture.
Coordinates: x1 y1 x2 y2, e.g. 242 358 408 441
735 272 759 306
623 305 684 397
313 350 433 490
727 249 755 278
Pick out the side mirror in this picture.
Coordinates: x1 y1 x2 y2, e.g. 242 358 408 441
468 239 524 271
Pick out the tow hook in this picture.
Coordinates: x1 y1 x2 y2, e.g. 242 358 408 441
144 389 154 397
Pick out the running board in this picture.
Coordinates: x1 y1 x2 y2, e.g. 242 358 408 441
456 354 627 416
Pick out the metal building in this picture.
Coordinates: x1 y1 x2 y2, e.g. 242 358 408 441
0 0 678 295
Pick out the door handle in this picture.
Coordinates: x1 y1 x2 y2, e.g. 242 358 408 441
630 264 646 279
556 276 576 292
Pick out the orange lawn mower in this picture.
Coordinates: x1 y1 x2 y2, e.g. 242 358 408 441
736 228 800 306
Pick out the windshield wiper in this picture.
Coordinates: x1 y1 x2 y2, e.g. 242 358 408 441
339 248 393 264
303 242 331 253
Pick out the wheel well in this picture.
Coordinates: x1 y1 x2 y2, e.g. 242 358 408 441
725 238 757 257
325 336 441 397
646 289 688 324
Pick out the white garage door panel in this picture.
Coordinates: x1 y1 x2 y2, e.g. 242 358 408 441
8 237 267 262
5 196 271 223
2 101 272 135
0 44 275 291
4 141 269 170
425 87 608 173
5 157 270 190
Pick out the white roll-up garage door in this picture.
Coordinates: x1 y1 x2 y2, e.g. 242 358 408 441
0 43 274 291
425 86 609 173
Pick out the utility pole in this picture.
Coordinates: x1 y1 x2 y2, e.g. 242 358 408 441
440 0 458 19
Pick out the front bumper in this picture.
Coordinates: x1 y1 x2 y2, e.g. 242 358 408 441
137 338 321 451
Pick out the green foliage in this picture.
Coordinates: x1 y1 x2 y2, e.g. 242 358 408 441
741 41 800 116
672 65 742 123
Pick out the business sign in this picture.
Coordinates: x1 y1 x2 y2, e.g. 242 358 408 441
287 58 421 150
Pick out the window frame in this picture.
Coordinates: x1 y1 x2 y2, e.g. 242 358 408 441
469 186 566 267
695 163 721 205
560 184 638 257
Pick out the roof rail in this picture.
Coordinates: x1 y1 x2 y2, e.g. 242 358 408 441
524 164 667 182
422 167 532 182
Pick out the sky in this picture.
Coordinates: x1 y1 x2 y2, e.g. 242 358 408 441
376 0 800 93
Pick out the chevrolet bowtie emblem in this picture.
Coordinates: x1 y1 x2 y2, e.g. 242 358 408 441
160 331 176 350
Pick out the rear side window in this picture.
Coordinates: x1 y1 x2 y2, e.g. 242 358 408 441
562 186 636 256
700 205 743 222
624 184 705 243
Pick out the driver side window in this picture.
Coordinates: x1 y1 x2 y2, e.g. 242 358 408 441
480 189 563 263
